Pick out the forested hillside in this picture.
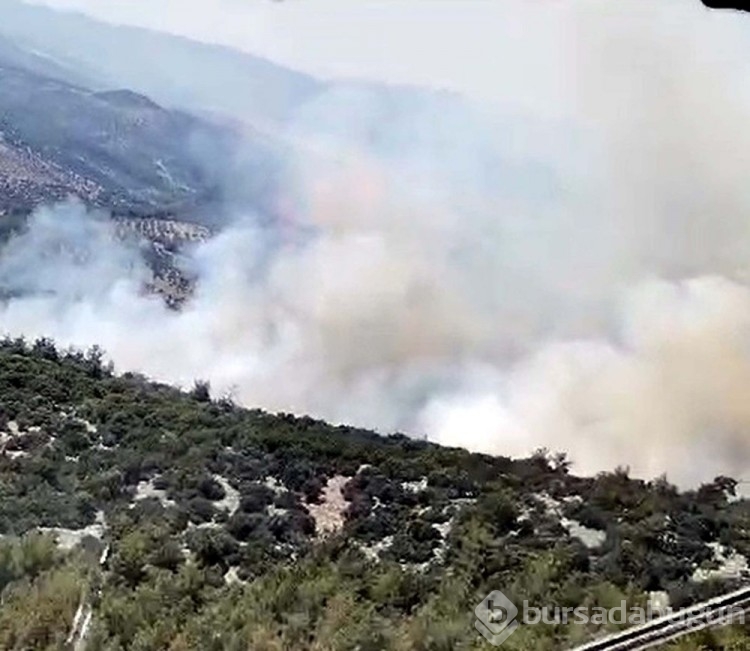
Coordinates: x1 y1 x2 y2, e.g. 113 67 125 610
0 54 237 216
0 338 749 649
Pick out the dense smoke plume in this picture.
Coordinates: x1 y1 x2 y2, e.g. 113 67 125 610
2 2 750 485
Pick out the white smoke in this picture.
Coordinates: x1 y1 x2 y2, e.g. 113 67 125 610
2 1 750 486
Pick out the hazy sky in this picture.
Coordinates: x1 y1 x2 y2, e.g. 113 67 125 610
26 0 750 114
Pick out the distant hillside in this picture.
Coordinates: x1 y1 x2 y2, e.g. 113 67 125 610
0 32 92 87
0 0 323 127
1 339 750 649
0 55 240 215
0 0 558 216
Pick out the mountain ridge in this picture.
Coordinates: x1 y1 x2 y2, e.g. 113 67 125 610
0 58 233 215
0 0 323 126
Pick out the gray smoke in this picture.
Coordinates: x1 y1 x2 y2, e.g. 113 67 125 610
2 1 750 486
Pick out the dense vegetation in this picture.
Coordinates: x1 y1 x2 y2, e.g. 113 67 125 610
1 338 750 649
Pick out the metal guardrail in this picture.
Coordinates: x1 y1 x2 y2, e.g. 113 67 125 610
569 586 750 651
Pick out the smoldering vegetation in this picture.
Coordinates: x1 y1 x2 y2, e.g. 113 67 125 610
1 1 750 485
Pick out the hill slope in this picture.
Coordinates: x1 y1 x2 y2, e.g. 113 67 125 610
1 339 750 649
0 0 322 127
0 54 236 216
